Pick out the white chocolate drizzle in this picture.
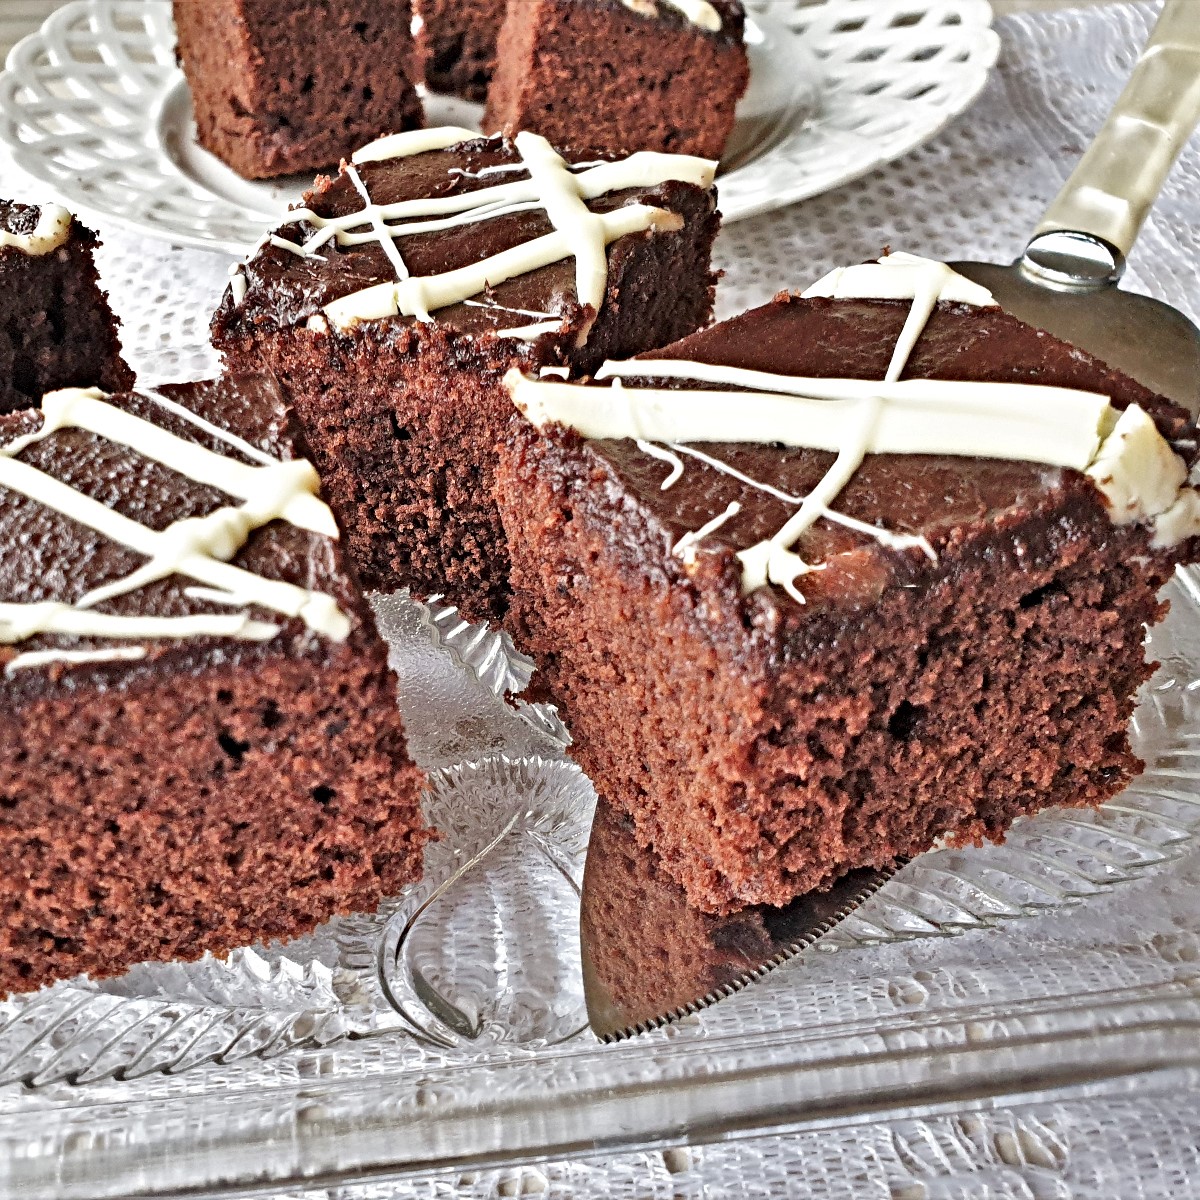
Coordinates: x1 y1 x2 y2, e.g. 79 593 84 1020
466 297 563 340
506 253 1200 600
6 645 149 674
802 252 996 307
673 501 740 563
351 126 480 164
0 203 71 255
0 387 351 672
136 386 278 467
658 438 935 561
258 129 714 336
494 319 565 339
620 0 722 31
637 439 684 489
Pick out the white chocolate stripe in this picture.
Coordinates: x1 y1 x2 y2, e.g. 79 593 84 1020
664 441 935 560
494 320 564 339
673 501 740 563
137 387 277 467
283 153 712 250
0 604 279 647
466 298 564 341
666 441 799 504
463 299 558 321
0 203 71 255
516 131 609 317
352 126 480 164
738 396 884 602
301 202 545 255
6 646 148 675
802 253 997 307
346 163 411 283
269 234 312 257
508 375 1112 468
0 450 346 635
637 440 684 489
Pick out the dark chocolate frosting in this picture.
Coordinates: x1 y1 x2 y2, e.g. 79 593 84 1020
0 375 373 700
572 295 1198 612
213 135 714 346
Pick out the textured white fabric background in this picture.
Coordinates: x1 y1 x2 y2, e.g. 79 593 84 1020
3 1 1200 1196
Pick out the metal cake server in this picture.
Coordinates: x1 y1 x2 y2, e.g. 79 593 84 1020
578 0 1200 1042
952 0 1200 417
580 798 901 1042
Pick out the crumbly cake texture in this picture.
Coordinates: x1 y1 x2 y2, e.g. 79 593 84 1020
497 267 1200 913
172 0 424 180
0 201 131 415
0 375 426 996
212 129 719 624
484 0 750 160
416 0 507 101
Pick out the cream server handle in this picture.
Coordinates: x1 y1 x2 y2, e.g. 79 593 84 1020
1034 0 1200 258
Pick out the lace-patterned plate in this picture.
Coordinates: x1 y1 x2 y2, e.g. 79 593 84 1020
0 0 997 253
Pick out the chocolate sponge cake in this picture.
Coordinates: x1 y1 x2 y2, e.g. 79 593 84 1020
0 201 131 415
173 0 424 180
484 0 750 160
497 254 1200 913
416 0 507 101
213 127 720 623
0 375 426 996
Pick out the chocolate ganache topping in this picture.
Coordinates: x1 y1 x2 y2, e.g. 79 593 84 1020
508 254 1200 604
224 127 715 344
0 379 352 678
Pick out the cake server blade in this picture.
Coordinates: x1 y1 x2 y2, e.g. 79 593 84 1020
951 0 1200 418
579 798 900 1042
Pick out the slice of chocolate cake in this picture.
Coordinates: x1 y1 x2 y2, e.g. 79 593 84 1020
0 201 132 415
172 0 424 180
416 0 507 101
484 0 750 160
0 375 426 996
496 254 1200 914
212 127 719 623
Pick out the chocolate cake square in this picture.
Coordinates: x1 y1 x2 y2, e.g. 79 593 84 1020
0 202 132 416
497 255 1200 913
484 0 750 160
0 375 426 996
172 0 424 180
416 0 507 101
212 127 720 623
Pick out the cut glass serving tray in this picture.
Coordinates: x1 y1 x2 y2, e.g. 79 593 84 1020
2 569 1200 1199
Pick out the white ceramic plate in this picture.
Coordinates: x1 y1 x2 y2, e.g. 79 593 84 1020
0 0 997 255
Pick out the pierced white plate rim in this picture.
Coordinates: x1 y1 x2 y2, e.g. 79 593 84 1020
0 0 998 256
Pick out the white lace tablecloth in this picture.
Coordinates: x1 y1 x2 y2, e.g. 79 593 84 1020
4 2 1200 1196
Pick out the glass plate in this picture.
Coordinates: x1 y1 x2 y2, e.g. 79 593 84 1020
0 0 999 252
2 566 1199 1199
